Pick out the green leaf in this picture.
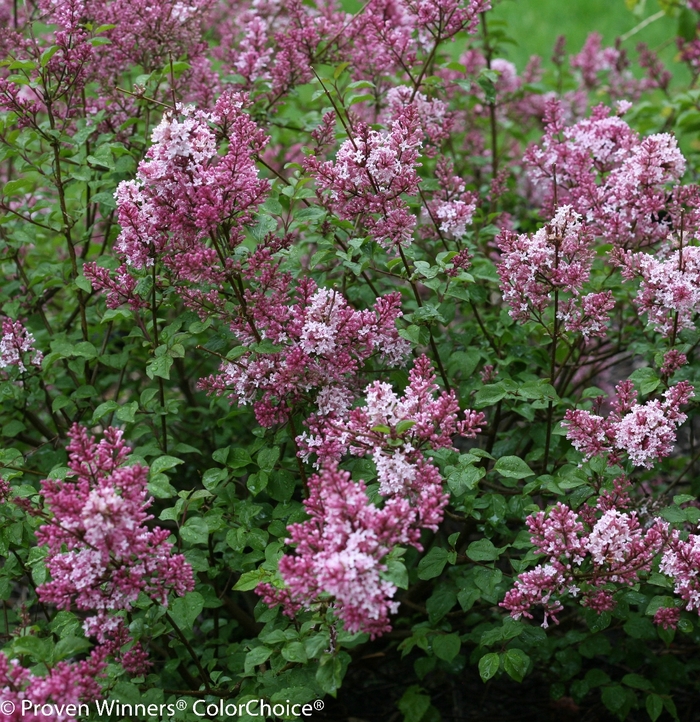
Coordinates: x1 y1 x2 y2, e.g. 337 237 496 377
91 401 119 424
232 569 268 592
3 178 31 196
13 636 51 662
417 547 449 580
245 646 272 674
602 685 627 714
478 652 500 681
75 274 92 293
432 633 460 662
646 693 663 722
679 6 697 42
146 355 173 380
180 517 209 545
281 641 308 664
53 636 92 661
629 367 660 395
169 592 204 632
2 420 25 438
385 559 409 590
494 456 534 479
202 468 227 491
466 539 501 562
622 674 653 691
316 654 347 696
398 686 431 722
396 419 416 434
478 74 497 104
150 455 184 474
474 383 506 407
115 401 138 423
148 473 176 499
257 446 280 472
503 648 529 682
448 464 484 495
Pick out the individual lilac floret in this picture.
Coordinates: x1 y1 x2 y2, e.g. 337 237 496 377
258 462 419 639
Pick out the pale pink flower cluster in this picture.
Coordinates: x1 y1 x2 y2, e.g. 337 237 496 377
260 356 484 634
424 157 477 242
0 319 43 372
30 0 218 134
404 0 489 39
615 243 700 337
563 380 694 468
201 273 409 427
86 91 268 307
36 425 194 671
501 501 668 628
386 85 454 153
305 105 422 250
341 0 488 85
214 0 346 96
659 532 700 615
300 355 484 516
497 205 612 336
526 102 687 249
0 647 106 722
258 462 419 639
570 32 654 100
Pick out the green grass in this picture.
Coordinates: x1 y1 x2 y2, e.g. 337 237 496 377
492 0 680 73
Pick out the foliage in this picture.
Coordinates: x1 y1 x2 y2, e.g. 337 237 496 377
2 0 700 720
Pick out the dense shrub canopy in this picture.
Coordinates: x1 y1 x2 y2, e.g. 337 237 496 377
2 0 700 719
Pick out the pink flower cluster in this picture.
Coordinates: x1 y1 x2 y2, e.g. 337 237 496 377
501 501 668 628
660 532 700 616
259 462 419 638
36 425 194 671
615 243 700 337
570 32 655 101
424 157 477 241
260 357 484 634
202 276 409 427
301 355 484 507
497 205 613 337
563 380 694 468
385 85 454 154
0 319 42 372
86 91 268 307
526 102 687 249
305 104 422 250
0 648 106 722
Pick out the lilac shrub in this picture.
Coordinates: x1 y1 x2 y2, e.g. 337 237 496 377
2 0 700 720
